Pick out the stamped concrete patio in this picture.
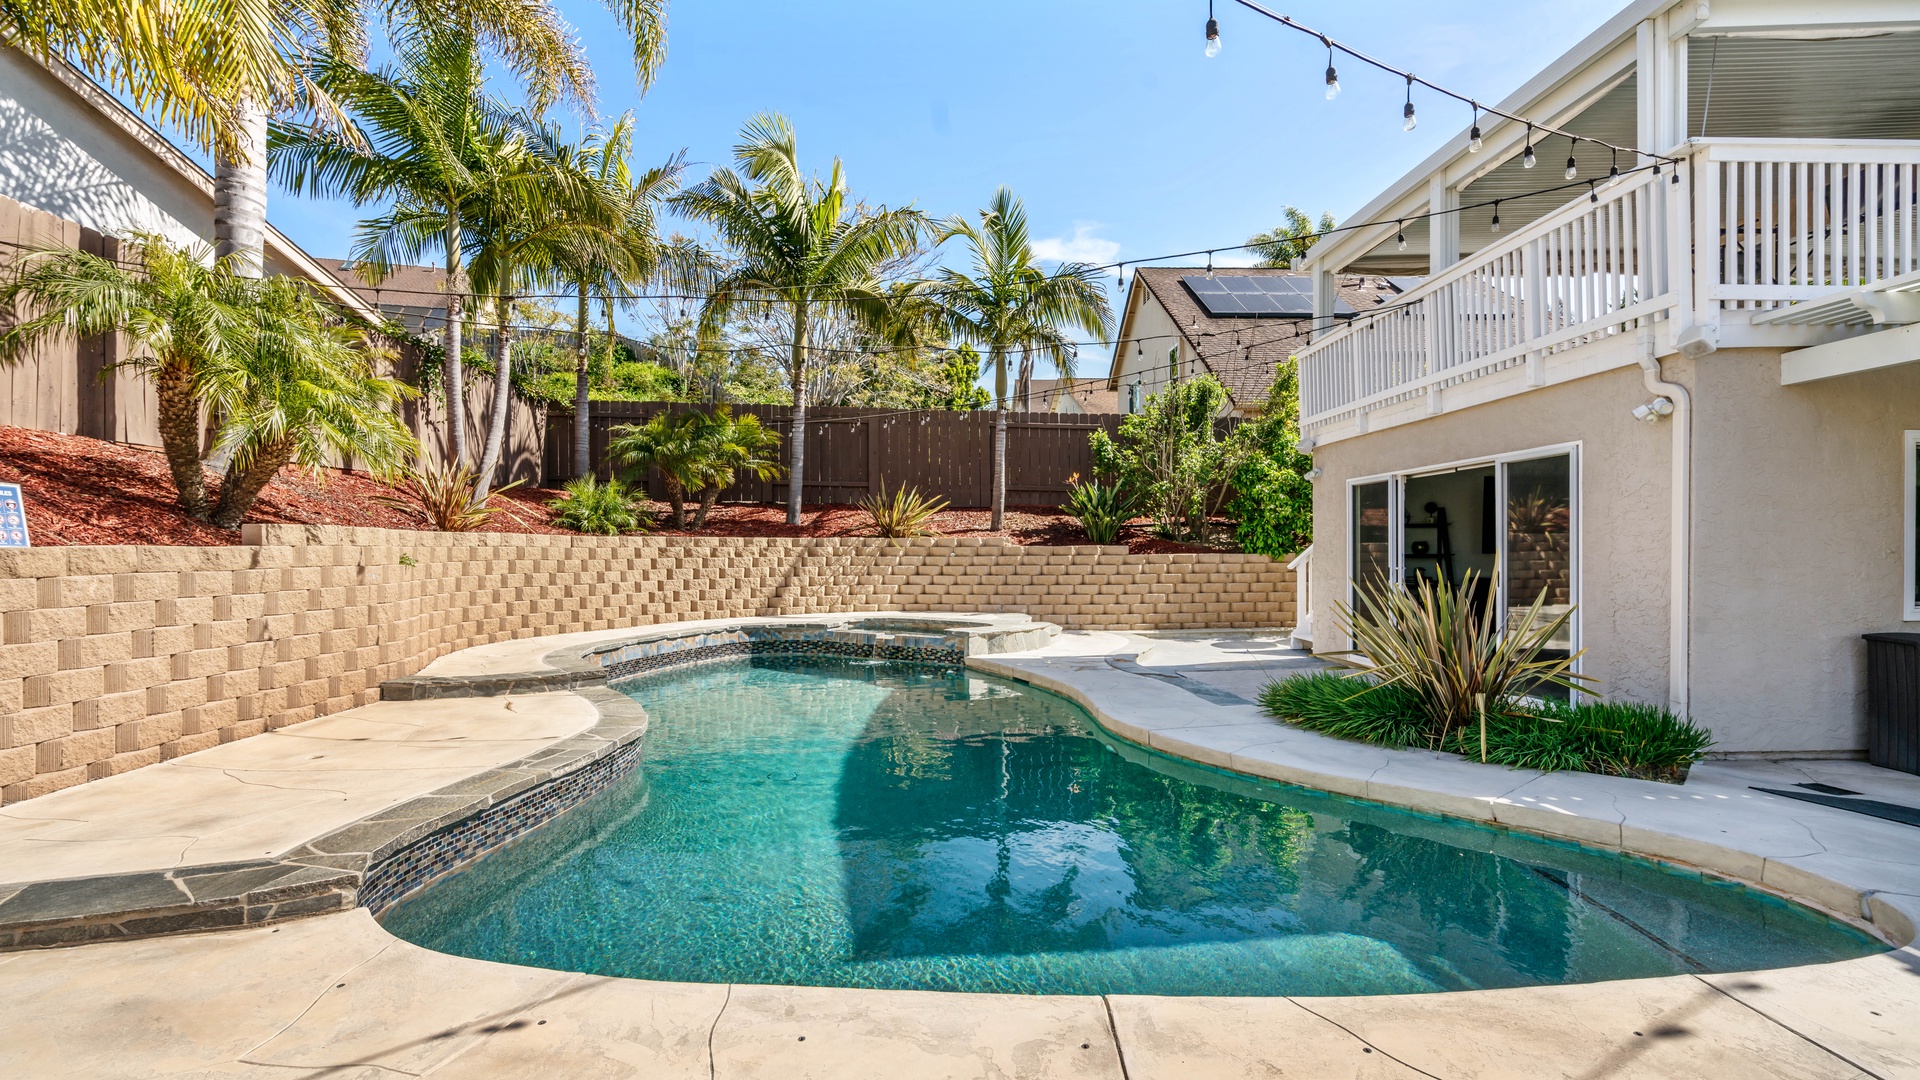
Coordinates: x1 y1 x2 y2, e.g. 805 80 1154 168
2 619 1918 1079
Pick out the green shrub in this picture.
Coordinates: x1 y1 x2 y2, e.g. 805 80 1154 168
1064 480 1136 544
1262 672 1713 783
1447 700 1713 782
1089 374 1249 542
1260 671 1430 748
549 476 645 536
377 464 524 532
1228 359 1314 558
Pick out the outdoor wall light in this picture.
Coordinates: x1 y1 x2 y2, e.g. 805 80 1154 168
1305 467 1324 481
1632 397 1675 423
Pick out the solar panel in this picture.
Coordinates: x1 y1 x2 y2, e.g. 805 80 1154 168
1179 275 1355 319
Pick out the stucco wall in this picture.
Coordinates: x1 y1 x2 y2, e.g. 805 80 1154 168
1689 348 1920 754
0 527 1294 803
1110 293 1191 414
1308 364 1675 712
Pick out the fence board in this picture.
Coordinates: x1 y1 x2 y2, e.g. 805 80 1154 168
546 403 1130 508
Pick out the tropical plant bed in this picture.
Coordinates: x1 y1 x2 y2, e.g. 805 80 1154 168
0 427 1232 552
1260 672 1713 784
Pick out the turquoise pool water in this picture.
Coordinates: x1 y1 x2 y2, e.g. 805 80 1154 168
381 657 1886 996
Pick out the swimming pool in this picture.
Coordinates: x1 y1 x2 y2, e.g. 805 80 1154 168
381 657 1886 996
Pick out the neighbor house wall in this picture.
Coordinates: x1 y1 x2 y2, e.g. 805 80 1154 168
0 528 1295 802
1688 348 1920 755
1110 294 1191 413
1308 363 1674 711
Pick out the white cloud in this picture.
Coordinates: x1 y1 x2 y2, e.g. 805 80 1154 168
1032 224 1120 267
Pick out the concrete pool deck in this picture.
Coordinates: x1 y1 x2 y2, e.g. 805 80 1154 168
2 619 1919 1078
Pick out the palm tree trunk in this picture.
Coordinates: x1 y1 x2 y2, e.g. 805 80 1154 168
209 438 296 529
443 217 468 468
574 284 592 480
154 358 210 520
473 294 514 498
213 103 269 277
1016 349 1035 412
991 346 1007 531
664 476 687 530
693 486 721 530
786 304 808 526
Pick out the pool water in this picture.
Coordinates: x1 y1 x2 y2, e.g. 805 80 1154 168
381 658 1886 996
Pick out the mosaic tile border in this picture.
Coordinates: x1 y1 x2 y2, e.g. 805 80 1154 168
0 616 1046 950
0 686 646 950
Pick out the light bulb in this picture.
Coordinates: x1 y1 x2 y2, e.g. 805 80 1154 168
1589 183 1599 204
1403 102 1417 132
1204 18 1221 57
1468 125 1483 153
1325 67 1340 100
1490 206 1502 233
1565 155 1578 180
1606 164 1621 187
1396 230 1408 252
1522 144 1536 168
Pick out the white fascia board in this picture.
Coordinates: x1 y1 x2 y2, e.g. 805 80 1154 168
1306 0 1674 275
1781 322 1920 385
1695 0 1920 36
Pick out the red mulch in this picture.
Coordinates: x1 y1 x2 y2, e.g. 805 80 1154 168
0 425 1227 553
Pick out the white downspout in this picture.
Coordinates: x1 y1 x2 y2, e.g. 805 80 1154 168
1638 333 1692 717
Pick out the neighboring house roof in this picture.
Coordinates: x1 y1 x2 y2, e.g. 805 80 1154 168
1028 378 1120 415
316 259 450 336
0 46 380 322
1107 268 1414 409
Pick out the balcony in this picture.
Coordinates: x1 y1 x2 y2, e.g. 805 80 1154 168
1298 139 1920 436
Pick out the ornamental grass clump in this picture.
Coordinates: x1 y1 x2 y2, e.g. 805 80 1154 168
1336 568 1592 744
1064 478 1135 545
859 483 949 538
548 475 646 536
1260 570 1712 782
378 464 523 532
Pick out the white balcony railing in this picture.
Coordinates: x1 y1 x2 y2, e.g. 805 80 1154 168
1300 168 1674 427
1698 138 1920 311
1299 138 1920 432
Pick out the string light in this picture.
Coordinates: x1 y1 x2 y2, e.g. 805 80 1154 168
1205 1 1222 57
1205 251 1215 278
1395 221 1407 251
1588 181 1599 204
1490 201 1502 233
1606 147 1621 187
1216 1 1681 174
1322 36 1340 99
1565 137 1580 180
1468 104 1483 153
1522 124 1536 169
1402 75 1417 131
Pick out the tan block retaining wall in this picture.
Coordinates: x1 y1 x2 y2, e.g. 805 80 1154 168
0 525 1295 803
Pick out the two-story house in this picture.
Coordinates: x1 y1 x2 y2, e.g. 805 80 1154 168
1293 0 1920 757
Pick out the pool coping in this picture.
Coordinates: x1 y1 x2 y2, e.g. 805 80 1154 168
4 617 1920 1078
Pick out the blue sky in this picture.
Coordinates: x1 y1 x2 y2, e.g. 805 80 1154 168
269 0 1618 284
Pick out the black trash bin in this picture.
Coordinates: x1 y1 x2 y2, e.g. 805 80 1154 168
1864 632 1920 775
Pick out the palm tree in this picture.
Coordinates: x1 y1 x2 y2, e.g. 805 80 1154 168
552 116 703 480
0 234 413 524
929 188 1112 530
1247 207 1337 268
199 284 417 526
269 30 540 468
671 113 925 525
684 407 783 529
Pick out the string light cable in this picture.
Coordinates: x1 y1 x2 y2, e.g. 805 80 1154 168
1209 0 1680 178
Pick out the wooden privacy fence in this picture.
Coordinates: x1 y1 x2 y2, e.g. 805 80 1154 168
545 403 1125 508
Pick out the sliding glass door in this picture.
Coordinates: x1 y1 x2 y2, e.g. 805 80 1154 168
1351 480 1394 619
1501 452 1574 655
1348 447 1577 661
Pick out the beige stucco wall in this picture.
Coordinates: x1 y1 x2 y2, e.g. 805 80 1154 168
0 527 1294 803
1689 348 1920 755
1308 363 1675 713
